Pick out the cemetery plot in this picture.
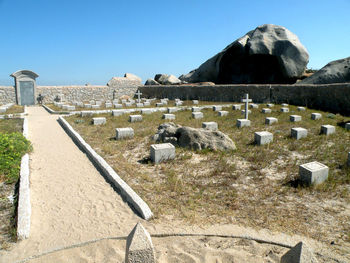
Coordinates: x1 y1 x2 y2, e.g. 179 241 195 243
0 105 24 115
65 104 350 250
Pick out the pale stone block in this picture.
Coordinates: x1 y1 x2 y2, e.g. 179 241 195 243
290 115 302 122
143 102 151 106
241 110 251 115
265 117 278 125
192 107 200 112
254 131 273 145
250 103 259 109
156 103 163 107
299 161 329 185
297 106 306 111
175 101 183 106
345 123 350 130
89 100 95 104
168 107 179 113
91 105 100 109
66 105 75 111
281 242 318 263
93 117 106 125
62 105 69 110
114 103 123 108
121 99 127 103
311 113 322 120
192 100 199 104
150 143 175 164
95 101 102 106
129 115 143 122
105 102 112 108
112 99 119 104
202 122 218 131
192 112 203 119
141 109 152 115
218 111 228 116
112 110 125 116
262 108 272 114
213 105 222 111
136 103 144 108
125 102 132 107
280 107 289 113
163 114 175 120
77 102 84 107
116 128 134 140
281 103 289 107
81 111 93 117
84 104 92 108
232 104 242 110
125 223 155 263
236 119 251 128
267 103 274 108
174 98 180 102
160 100 168 105
291 127 308 140
321 125 335 135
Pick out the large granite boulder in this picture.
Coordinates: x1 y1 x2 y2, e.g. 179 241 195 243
153 123 236 151
154 74 181 85
107 75 141 87
124 73 142 84
299 56 350 84
144 79 160 85
180 24 309 84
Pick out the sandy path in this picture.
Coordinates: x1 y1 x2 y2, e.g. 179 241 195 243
0 107 141 263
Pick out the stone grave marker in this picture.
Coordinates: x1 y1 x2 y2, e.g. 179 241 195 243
192 100 199 105
129 115 143 122
105 102 112 108
311 113 322 120
280 107 289 113
116 128 134 140
213 105 222 111
297 106 306 111
345 123 350 130
175 101 183 106
84 104 92 108
299 161 329 185
143 101 151 107
112 109 126 116
67 105 75 111
135 90 142 103
168 107 179 113
141 109 152 115
150 143 176 164
236 119 250 128
192 112 203 119
218 111 228 117
202 122 218 131
290 115 302 122
163 114 175 120
254 131 273 145
321 125 335 135
91 105 100 109
136 103 144 108
291 127 307 140
267 103 274 108
281 103 289 107
156 102 163 107
250 103 259 109
81 111 93 117
192 107 200 112
242 93 252 120
232 104 242 110
114 103 123 108
125 102 132 107
262 108 272 114
92 117 106 125
265 117 278 125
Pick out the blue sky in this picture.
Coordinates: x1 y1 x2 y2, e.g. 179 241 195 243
0 0 349 85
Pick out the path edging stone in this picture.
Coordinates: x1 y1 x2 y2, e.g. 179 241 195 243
58 116 153 220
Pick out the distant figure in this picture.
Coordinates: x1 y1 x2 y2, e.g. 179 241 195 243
37 93 44 104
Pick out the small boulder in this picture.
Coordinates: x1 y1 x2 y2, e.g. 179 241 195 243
153 123 236 151
299 56 350 84
154 74 181 85
124 73 142 84
145 79 160 85
281 242 318 263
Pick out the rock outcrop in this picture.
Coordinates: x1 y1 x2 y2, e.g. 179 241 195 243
144 79 160 85
180 24 309 84
107 74 141 87
153 123 236 151
124 73 142 84
154 74 182 85
299 56 350 84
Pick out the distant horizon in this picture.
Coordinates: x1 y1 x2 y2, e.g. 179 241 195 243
1 0 349 86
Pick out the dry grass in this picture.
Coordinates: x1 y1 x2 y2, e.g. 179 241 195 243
66 102 350 254
2 105 24 115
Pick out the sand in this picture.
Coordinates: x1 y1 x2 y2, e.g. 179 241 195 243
0 107 347 263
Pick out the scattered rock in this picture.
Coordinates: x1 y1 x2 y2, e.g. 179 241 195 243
154 74 181 85
281 242 318 263
299 56 350 84
124 73 142 84
144 79 160 85
180 24 309 84
153 123 236 151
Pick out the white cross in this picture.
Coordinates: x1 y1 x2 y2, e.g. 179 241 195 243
135 90 142 103
241 93 252 120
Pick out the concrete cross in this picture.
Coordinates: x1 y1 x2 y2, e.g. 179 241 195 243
241 93 252 120
135 90 142 103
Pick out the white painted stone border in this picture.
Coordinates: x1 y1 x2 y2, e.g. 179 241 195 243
17 113 31 239
58 116 153 220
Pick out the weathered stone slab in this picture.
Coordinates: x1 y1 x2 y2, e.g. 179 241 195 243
125 223 155 263
150 143 176 164
241 110 251 115
345 123 350 130
280 107 289 113
175 101 183 106
213 105 222 111
290 115 302 122
114 103 123 108
267 103 274 107
297 106 306 111
281 241 318 263
116 127 134 140
265 117 278 125
321 124 335 135
192 107 200 112
136 103 144 107
62 105 69 110
192 112 203 119
232 104 242 110
250 103 259 109
66 105 75 111
236 119 251 128
93 117 106 125
281 103 289 107
156 102 163 107
81 111 93 117
218 111 228 116
192 100 199 104
202 121 218 131
105 102 112 108
299 161 329 185
143 101 151 106
168 107 179 113
163 114 175 120
125 102 132 107
112 109 126 116
291 127 307 140
141 109 153 115
311 113 322 120
160 100 168 105
254 131 273 145
262 108 272 114
91 105 100 109
129 115 143 122
95 101 102 106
